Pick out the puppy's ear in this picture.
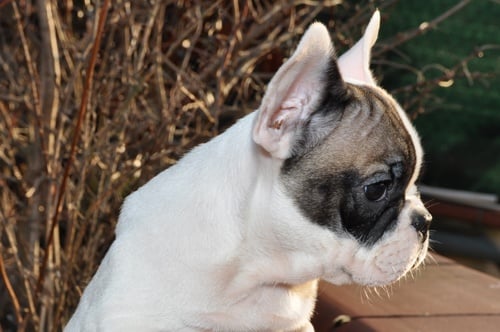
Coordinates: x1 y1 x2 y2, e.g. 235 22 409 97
253 23 336 159
338 10 380 85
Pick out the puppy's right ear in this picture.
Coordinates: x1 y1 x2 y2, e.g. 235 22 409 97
252 23 338 159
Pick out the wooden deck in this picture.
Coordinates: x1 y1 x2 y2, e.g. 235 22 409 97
312 255 500 331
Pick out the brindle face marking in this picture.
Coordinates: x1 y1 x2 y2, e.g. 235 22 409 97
281 61 417 246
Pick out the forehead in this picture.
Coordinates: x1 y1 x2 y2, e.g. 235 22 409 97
314 84 417 174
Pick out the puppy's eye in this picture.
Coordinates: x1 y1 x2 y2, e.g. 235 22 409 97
364 181 390 202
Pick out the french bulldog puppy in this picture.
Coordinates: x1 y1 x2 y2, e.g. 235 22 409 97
66 10 431 332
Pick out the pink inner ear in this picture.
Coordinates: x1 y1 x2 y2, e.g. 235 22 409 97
252 22 334 159
338 10 380 85
338 44 371 84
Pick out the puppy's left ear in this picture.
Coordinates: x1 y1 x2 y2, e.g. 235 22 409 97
338 10 380 85
253 23 341 159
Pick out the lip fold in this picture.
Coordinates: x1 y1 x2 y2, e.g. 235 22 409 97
363 205 400 245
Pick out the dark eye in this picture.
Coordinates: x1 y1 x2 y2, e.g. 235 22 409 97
364 181 390 202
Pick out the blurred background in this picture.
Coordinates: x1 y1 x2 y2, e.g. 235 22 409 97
380 0 500 277
0 0 498 331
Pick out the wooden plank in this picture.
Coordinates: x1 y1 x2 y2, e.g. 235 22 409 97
312 255 500 331
427 199 500 228
419 185 498 207
327 316 500 332
417 185 500 228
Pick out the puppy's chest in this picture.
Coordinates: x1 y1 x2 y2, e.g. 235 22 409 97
275 279 319 299
198 280 318 331
250 280 318 321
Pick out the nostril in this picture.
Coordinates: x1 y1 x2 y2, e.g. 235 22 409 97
411 212 432 237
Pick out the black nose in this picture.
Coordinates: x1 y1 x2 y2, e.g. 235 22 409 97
411 211 432 239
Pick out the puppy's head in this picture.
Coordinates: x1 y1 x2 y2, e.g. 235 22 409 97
252 11 431 286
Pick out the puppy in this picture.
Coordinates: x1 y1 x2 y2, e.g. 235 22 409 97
66 11 431 332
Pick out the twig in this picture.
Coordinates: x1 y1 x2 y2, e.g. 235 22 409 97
0 0 15 9
374 0 472 57
12 1 45 160
35 0 111 297
390 44 500 96
0 247 23 326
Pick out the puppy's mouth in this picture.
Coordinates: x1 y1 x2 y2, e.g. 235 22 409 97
338 226 430 287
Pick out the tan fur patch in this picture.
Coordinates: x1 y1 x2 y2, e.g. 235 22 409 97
277 279 319 299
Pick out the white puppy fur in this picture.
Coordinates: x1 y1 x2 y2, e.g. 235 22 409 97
66 11 429 332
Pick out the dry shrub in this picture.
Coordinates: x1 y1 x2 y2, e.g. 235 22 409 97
0 0 489 331
0 1 378 330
